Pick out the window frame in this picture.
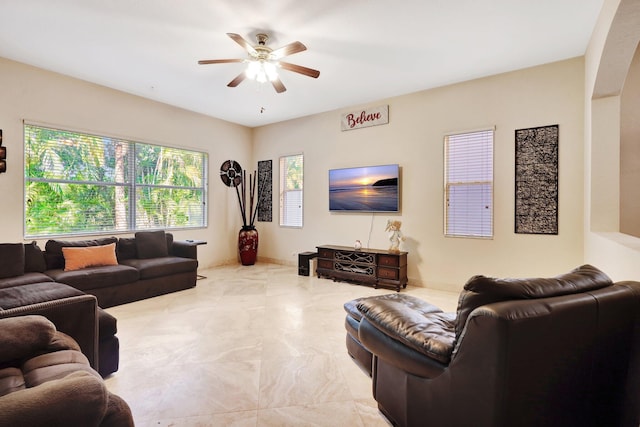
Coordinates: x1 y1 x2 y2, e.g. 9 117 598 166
444 128 495 239
279 153 304 228
24 123 208 239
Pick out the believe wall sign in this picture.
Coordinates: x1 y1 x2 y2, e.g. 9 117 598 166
340 105 389 131
514 124 559 235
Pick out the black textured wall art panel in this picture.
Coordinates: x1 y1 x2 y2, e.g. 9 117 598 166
514 124 559 234
257 160 273 222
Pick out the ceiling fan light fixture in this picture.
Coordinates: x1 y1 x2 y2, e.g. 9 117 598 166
246 60 279 83
263 61 279 81
245 60 261 80
198 32 320 93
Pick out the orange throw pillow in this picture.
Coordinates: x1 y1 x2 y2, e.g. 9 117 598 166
62 243 118 271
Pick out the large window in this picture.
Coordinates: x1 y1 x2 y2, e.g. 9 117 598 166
24 124 208 238
279 154 303 227
444 129 494 238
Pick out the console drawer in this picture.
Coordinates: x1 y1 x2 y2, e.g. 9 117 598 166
379 255 400 267
318 248 334 259
378 267 399 280
317 259 334 270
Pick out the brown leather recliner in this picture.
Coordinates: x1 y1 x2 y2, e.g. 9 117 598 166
345 265 640 427
0 315 133 427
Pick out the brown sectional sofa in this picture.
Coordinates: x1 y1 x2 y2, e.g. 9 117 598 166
42 231 198 308
0 230 199 377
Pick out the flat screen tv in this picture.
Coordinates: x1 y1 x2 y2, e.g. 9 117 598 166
329 164 400 212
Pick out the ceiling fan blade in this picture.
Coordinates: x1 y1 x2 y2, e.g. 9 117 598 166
279 61 320 78
227 72 247 88
198 58 244 65
271 76 287 93
270 41 307 59
227 33 257 55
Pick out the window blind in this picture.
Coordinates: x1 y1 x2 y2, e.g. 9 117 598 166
279 154 303 227
24 124 207 238
444 129 494 238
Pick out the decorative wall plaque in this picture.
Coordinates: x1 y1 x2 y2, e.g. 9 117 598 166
0 129 5 173
515 124 559 234
340 105 389 131
257 160 272 222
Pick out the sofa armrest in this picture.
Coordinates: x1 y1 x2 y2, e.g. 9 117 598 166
357 297 456 364
0 295 99 370
359 317 448 378
171 240 199 259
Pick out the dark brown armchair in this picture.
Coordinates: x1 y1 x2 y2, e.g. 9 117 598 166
346 265 640 427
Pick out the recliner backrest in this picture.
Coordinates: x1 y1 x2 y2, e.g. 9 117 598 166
454 264 613 341
444 282 640 426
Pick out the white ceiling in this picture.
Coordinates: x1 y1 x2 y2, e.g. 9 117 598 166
0 0 603 128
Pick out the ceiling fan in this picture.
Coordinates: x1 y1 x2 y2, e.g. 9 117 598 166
198 33 320 93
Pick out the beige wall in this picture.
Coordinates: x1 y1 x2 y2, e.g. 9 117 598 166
620 44 640 237
254 58 586 291
584 0 640 282
6 5 638 290
0 57 253 268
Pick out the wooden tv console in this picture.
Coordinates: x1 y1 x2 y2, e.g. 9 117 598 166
316 245 408 291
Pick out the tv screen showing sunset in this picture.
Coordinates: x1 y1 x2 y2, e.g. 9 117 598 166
329 164 399 212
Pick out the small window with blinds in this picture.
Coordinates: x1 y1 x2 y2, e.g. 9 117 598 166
444 129 494 238
279 154 303 228
24 123 208 238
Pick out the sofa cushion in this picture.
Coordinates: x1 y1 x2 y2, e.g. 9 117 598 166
135 230 168 259
116 233 175 260
0 273 54 290
116 238 137 261
0 282 85 310
0 244 25 279
62 243 118 271
120 256 197 280
165 232 174 252
46 265 139 292
24 242 46 273
45 237 118 270
455 264 613 339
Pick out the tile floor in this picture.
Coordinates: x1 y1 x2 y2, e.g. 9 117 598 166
104 263 459 426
